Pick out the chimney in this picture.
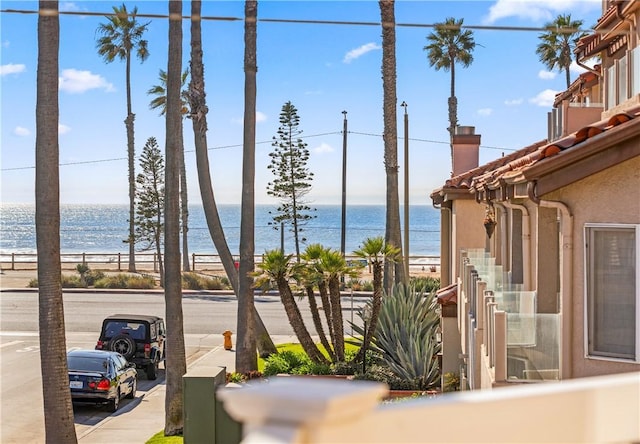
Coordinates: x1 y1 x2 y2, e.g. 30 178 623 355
452 126 480 176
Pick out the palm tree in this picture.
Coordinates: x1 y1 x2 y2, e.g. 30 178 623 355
36 1 77 442
254 250 328 364
379 0 406 292
536 14 587 88
148 69 191 272
96 3 149 272
236 0 258 374
318 248 356 362
188 0 276 357
163 0 186 435
423 17 476 164
298 244 337 362
353 236 400 362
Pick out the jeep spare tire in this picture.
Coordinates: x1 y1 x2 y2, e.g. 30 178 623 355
110 334 136 360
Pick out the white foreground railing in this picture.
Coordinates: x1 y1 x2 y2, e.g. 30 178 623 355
219 372 640 444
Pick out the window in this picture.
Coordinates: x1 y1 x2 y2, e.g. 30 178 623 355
585 224 639 361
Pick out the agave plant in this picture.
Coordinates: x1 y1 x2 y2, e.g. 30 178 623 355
351 283 441 390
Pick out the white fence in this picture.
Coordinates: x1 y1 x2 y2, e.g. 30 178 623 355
0 252 440 273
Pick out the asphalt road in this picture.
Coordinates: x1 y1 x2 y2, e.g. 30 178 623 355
0 290 366 443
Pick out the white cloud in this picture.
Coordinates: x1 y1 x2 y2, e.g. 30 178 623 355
484 0 600 24
343 43 381 64
504 98 523 106
59 124 71 134
60 2 82 12
529 89 559 107
477 108 493 116
14 126 30 136
1 63 26 76
58 69 114 94
313 142 334 154
538 70 556 80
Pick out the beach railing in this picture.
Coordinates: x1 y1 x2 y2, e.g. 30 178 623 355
0 252 440 273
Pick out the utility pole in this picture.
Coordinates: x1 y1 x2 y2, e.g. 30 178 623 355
401 101 409 279
340 110 348 257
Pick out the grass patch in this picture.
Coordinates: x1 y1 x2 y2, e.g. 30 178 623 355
146 430 183 444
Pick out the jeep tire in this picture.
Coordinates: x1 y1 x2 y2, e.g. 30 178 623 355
109 334 136 360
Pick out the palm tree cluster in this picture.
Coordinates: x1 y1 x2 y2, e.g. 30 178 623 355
254 237 399 366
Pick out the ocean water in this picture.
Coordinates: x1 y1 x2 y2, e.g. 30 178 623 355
0 204 440 257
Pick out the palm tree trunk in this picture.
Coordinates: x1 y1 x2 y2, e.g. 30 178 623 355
379 0 406 292
125 50 137 272
318 281 336 349
179 139 190 272
356 260 383 362
164 0 187 434
36 2 77 442
276 279 328 364
306 286 336 361
236 0 259 373
188 0 276 357
328 274 345 361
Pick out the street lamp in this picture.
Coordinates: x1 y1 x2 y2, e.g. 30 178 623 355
401 101 409 279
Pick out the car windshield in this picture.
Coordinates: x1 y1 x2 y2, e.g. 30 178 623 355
104 321 147 340
68 356 109 372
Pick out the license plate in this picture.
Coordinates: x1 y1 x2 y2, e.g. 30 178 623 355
69 381 83 389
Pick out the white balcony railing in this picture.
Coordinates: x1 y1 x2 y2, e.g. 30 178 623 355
460 249 560 386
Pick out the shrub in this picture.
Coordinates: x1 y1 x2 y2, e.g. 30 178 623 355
443 372 460 392
263 354 292 376
84 270 105 287
94 274 156 289
182 272 229 290
346 279 374 292
410 276 440 294
263 350 312 376
374 284 441 390
61 275 83 288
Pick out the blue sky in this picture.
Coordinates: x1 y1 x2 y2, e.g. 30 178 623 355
1 0 602 205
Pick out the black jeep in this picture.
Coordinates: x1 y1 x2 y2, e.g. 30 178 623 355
96 314 165 380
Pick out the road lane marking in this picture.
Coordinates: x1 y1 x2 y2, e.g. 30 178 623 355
0 340 23 349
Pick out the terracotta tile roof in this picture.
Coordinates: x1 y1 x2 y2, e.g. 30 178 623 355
431 105 640 203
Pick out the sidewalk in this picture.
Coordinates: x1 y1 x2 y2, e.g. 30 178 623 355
77 343 238 444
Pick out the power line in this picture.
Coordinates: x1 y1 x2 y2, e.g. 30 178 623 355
348 131 516 152
0 7 606 35
1 129 514 172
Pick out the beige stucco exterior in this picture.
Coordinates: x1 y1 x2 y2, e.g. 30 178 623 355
540 154 640 379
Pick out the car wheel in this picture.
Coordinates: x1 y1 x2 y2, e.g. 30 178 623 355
109 334 136 360
126 377 137 399
108 391 120 413
146 360 158 380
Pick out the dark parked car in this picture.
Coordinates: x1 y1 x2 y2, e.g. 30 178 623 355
96 314 165 380
67 349 137 412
